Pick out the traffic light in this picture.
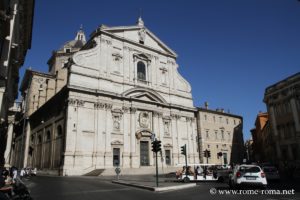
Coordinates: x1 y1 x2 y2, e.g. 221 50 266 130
204 150 208 158
152 140 157 152
217 152 223 157
181 145 186 155
207 150 211 158
156 140 161 152
152 140 162 153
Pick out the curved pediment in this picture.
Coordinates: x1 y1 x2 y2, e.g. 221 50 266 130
111 140 123 145
122 87 167 104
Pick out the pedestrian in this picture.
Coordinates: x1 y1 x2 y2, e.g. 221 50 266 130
20 168 26 180
12 168 17 183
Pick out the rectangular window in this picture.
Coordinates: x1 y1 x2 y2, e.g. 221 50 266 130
113 148 120 166
165 150 171 165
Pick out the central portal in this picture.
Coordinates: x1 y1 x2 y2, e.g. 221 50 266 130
140 141 149 166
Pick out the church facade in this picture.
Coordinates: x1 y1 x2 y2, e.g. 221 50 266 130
14 18 200 175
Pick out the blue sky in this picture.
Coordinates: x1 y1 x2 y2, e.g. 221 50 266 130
21 0 300 140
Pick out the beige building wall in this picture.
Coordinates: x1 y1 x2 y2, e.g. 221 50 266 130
264 72 300 169
197 108 244 165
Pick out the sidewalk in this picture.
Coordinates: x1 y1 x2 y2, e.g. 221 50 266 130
110 174 197 192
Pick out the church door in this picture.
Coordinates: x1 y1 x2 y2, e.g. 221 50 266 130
140 141 149 166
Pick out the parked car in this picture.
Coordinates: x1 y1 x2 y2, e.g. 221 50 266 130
229 164 267 189
262 166 280 181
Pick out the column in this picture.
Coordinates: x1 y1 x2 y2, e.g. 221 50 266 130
23 121 31 168
95 102 105 168
171 114 180 165
290 98 300 132
92 104 98 167
4 117 14 166
269 106 278 136
186 117 192 164
130 107 137 167
122 106 130 167
171 115 177 165
63 99 77 175
191 119 199 163
104 103 113 168
158 113 165 168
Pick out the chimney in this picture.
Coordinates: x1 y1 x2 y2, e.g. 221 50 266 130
204 102 209 109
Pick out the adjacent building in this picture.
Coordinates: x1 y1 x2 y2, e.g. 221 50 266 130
250 112 275 164
196 104 244 165
244 138 254 163
0 0 34 167
263 72 300 169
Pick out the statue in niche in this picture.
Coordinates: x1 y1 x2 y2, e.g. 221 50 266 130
113 115 120 130
164 121 170 135
112 109 123 131
139 112 150 128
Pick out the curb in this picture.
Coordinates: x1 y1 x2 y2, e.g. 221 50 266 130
112 180 197 192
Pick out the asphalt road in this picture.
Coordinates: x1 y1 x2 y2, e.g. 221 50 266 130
23 176 300 200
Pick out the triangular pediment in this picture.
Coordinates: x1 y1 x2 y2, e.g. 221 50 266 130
101 26 177 57
122 87 167 104
132 92 159 102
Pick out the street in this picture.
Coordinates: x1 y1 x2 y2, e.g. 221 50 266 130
23 176 300 200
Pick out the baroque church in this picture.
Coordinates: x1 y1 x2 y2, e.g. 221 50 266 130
10 18 201 175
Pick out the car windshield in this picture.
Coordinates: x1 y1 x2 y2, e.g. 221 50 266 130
239 166 260 173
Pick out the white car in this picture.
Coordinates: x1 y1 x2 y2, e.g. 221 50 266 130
262 166 280 181
229 164 267 188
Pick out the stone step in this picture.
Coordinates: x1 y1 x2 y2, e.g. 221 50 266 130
100 166 178 176
84 169 105 176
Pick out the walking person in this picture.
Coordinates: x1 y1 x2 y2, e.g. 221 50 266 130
20 168 26 180
12 168 17 183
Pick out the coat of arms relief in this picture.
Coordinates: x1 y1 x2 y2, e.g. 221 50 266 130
139 111 151 129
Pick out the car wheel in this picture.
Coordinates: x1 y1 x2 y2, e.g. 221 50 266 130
183 177 190 183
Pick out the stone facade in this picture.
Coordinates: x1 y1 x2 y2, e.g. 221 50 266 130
0 0 34 167
10 18 245 175
59 18 198 175
12 18 200 175
263 72 300 169
196 106 244 165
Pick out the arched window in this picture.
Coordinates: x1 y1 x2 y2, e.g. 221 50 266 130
46 131 51 141
137 61 146 81
38 135 42 144
57 125 63 137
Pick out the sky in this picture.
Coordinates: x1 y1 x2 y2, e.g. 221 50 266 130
21 0 300 140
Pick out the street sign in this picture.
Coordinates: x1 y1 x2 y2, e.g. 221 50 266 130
150 133 155 141
115 167 121 180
